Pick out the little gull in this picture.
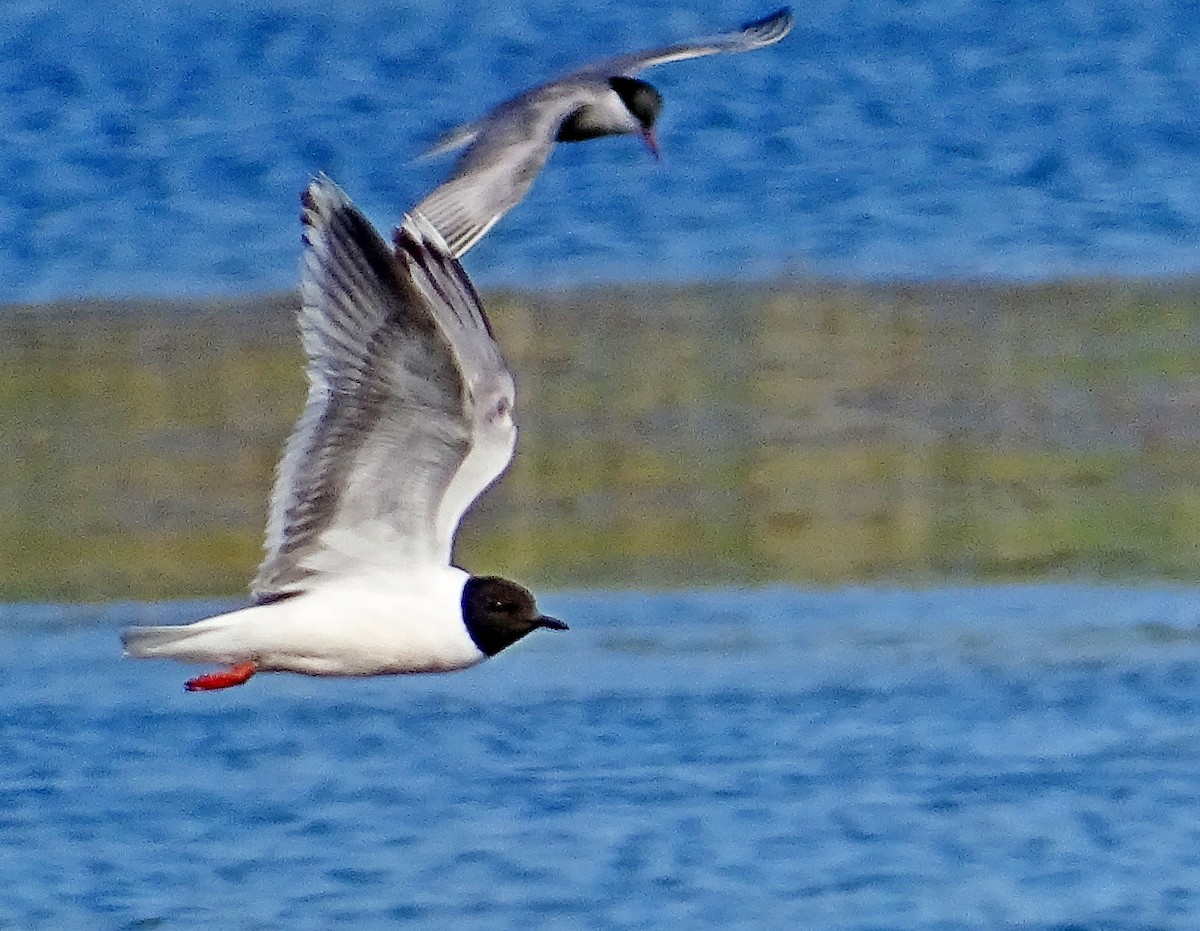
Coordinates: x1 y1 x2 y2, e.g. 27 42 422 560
415 6 794 257
121 176 566 691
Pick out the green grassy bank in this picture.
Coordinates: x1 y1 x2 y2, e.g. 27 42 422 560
4 279 1200 601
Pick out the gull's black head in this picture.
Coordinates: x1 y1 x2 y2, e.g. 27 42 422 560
609 76 663 131
462 576 568 657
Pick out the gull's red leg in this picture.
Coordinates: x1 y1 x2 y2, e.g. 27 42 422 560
184 661 258 692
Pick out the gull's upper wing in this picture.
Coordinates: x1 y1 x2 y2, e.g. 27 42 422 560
570 7 794 77
252 177 515 599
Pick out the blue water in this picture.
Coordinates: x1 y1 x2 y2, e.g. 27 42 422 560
5 0 1200 302
4 585 1200 928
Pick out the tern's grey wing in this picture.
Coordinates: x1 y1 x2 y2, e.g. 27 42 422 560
573 7 794 77
252 177 515 599
413 82 601 257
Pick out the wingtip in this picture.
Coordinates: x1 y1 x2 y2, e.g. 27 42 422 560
742 6 794 44
392 210 477 302
392 210 491 334
301 174 352 225
395 210 456 263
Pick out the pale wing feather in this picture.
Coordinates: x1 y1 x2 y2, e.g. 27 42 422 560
420 122 483 160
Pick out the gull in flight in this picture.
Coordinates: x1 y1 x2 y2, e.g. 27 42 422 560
122 176 566 691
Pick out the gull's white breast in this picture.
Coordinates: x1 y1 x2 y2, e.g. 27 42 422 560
153 566 485 676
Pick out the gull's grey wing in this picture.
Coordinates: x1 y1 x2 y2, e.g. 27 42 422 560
571 7 794 77
252 177 515 599
392 210 517 559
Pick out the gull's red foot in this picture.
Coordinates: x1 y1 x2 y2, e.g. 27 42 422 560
185 661 258 692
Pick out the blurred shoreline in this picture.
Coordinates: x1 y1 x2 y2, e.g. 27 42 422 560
5 277 1200 602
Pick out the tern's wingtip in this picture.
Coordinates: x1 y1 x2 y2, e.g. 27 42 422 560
741 6 794 43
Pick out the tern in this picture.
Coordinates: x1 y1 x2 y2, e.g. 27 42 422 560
414 7 794 257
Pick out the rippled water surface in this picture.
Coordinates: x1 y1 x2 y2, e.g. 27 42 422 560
5 0 1200 300
4 586 1200 929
